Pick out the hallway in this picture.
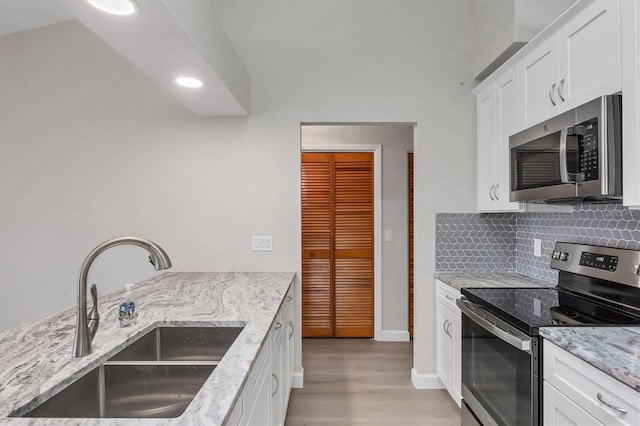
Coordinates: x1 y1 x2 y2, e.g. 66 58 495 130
285 339 460 425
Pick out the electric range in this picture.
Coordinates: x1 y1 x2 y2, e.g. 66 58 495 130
457 242 640 426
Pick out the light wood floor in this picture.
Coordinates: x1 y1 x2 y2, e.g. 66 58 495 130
285 338 461 426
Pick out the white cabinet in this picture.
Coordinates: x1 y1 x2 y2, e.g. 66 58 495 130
543 340 640 426
233 285 296 426
435 280 461 407
621 0 640 207
519 0 621 128
477 69 521 212
544 381 603 426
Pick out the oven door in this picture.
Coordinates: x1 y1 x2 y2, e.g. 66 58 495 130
457 299 538 426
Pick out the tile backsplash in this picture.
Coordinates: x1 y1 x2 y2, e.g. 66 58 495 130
435 204 640 283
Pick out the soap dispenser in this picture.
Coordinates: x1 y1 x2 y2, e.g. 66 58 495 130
118 283 138 327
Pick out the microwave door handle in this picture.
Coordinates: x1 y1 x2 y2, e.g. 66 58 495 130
560 126 571 183
456 299 532 353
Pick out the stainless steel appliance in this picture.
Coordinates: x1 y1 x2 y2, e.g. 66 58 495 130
457 242 640 426
509 95 622 203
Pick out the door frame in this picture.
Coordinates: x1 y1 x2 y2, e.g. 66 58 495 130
300 143 382 341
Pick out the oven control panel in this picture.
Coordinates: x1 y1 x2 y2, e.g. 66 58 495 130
551 242 640 288
579 252 618 271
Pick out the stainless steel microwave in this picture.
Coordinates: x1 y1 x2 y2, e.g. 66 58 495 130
509 94 622 203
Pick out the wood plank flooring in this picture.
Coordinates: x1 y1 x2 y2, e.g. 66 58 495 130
285 338 461 426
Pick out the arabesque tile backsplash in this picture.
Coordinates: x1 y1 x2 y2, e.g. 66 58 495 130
435 204 640 283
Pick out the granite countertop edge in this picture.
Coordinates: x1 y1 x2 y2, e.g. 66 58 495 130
434 271 556 291
540 326 640 393
0 271 296 425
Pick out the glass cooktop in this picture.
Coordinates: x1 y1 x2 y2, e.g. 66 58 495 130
461 286 640 335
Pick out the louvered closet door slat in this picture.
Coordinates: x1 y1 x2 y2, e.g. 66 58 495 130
301 153 333 337
333 153 373 337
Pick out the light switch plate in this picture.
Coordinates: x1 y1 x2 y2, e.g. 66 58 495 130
252 236 273 251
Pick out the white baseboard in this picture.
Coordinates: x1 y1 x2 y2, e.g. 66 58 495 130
411 368 445 389
292 369 304 388
377 330 410 342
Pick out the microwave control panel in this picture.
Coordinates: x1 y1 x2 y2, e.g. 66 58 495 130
571 118 599 181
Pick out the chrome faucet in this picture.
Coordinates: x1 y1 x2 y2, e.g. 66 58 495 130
72 237 172 358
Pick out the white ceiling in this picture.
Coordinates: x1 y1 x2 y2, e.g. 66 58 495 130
0 0 249 116
0 0 73 36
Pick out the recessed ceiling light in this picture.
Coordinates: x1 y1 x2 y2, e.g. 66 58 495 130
87 0 138 16
175 77 204 88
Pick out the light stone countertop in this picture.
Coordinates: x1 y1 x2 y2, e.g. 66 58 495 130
0 271 296 425
434 272 555 291
540 326 640 393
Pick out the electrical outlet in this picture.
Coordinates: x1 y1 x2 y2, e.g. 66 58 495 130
252 236 273 251
533 239 542 257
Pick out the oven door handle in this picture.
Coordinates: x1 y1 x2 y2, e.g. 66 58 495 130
456 299 532 353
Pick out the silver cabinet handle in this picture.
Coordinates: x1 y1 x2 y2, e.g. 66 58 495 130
549 83 557 106
558 78 565 102
443 319 452 338
272 373 279 397
274 321 282 330
597 393 627 414
446 321 453 336
489 185 495 200
445 294 454 301
287 295 293 302
288 321 294 339
494 184 500 200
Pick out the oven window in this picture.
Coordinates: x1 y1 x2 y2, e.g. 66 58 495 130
462 315 532 426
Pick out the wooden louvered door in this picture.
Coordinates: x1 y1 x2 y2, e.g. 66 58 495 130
301 152 374 338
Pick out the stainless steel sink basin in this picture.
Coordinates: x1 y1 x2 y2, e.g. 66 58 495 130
22 363 216 418
15 326 244 418
109 326 244 362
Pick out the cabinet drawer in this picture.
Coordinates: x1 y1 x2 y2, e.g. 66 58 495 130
436 280 461 314
544 381 603 426
543 340 640 426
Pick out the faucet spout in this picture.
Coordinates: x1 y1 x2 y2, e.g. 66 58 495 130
72 237 172 358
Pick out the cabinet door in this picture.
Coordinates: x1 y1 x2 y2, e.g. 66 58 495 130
494 70 521 211
558 0 620 109
519 35 559 128
436 301 452 389
270 321 284 426
544 381 604 426
243 351 271 426
477 84 497 212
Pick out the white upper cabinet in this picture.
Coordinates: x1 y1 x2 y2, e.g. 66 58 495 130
519 35 559 127
518 0 621 129
558 0 621 107
477 68 521 212
621 0 640 207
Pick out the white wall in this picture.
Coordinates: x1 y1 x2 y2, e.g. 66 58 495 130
301 124 414 337
0 0 476 380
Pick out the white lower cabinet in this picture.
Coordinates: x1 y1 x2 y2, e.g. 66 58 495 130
231 286 296 426
435 280 461 407
543 340 640 426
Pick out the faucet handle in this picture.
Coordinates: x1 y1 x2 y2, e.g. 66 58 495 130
88 284 100 340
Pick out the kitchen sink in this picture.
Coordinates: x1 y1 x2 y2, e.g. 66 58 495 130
15 326 244 418
109 326 244 362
